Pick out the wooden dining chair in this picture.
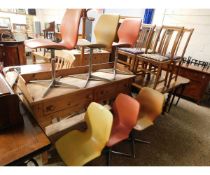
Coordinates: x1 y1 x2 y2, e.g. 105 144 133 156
117 24 156 73
167 28 194 86
135 25 184 89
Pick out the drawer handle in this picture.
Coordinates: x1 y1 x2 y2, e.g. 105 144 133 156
46 105 55 112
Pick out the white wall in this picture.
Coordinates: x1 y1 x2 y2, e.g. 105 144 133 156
105 9 145 18
153 9 210 62
0 12 27 28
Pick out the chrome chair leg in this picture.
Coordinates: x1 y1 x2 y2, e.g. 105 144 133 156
30 49 80 97
97 47 133 80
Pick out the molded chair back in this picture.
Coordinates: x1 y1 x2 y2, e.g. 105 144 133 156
55 102 113 166
136 87 164 121
107 93 140 146
118 18 141 47
60 9 82 49
86 102 113 147
94 14 120 49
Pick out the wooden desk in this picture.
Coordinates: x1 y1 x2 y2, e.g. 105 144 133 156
4 63 135 129
0 103 51 166
177 63 210 103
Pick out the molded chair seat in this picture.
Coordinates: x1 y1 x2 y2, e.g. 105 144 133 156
131 87 165 156
106 93 140 165
55 102 113 166
25 38 68 50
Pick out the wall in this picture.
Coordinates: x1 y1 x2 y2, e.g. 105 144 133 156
0 12 27 27
153 9 210 62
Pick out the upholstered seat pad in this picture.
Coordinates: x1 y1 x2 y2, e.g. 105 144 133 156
119 47 145 54
141 53 170 61
25 38 67 49
113 42 130 47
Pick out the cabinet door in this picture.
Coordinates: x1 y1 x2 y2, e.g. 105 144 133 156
5 46 19 66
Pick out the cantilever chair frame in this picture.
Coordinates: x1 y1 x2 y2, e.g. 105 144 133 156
135 25 184 89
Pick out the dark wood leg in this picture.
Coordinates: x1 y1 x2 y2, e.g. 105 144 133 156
153 64 161 89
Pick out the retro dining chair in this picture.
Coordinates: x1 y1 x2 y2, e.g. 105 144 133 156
75 14 120 88
55 102 113 166
106 93 140 165
98 18 141 79
24 9 82 97
131 87 164 157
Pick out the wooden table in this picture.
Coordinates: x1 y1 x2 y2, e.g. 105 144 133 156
0 103 51 166
177 63 210 103
4 63 135 130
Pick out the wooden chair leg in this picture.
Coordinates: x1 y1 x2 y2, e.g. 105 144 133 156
153 65 161 89
41 151 49 165
167 63 175 88
32 54 36 64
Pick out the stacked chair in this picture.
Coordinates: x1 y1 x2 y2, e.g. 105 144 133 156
98 18 141 78
76 16 141 88
25 9 82 97
73 14 120 87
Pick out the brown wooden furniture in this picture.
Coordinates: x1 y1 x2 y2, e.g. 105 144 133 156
4 63 134 129
175 63 210 103
167 28 194 85
135 26 184 89
0 74 23 130
0 41 26 66
43 21 55 39
0 102 51 166
118 24 156 72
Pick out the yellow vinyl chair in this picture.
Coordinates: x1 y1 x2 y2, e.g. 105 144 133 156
131 87 165 157
76 14 120 87
55 102 113 166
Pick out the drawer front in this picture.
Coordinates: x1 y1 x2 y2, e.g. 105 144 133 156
43 89 93 115
94 82 118 102
183 81 203 101
116 79 132 95
179 68 206 82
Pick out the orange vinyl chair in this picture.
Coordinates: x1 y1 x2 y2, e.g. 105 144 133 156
132 87 165 157
55 102 113 166
24 9 82 97
99 18 141 79
106 93 140 165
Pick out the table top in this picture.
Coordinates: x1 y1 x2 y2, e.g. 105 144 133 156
133 72 190 93
0 103 51 165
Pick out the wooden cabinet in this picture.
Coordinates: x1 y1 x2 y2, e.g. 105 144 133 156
177 64 210 103
0 41 26 67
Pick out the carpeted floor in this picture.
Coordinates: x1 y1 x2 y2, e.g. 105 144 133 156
42 97 210 166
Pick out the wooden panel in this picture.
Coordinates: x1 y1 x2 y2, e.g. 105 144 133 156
43 89 93 116
0 104 50 165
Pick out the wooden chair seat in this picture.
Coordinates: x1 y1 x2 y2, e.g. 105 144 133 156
141 53 171 62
